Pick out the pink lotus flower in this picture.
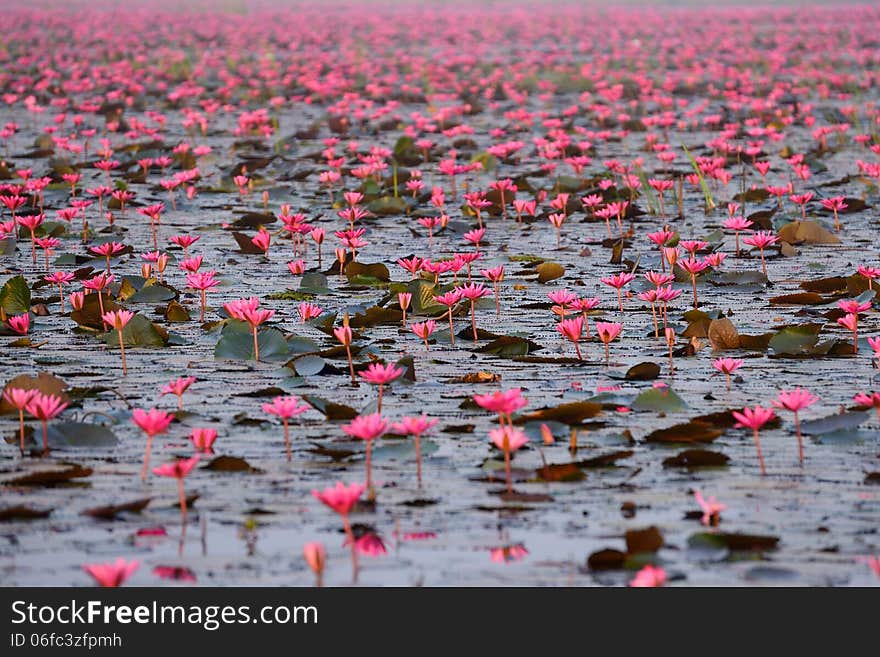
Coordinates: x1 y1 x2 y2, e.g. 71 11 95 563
83 558 139 588
6 313 29 335
189 428 218 453
853 391 880 422
25 392 68 455
298 302 323 323
601 272 635 311
459 282 491 341
312 481 365 582
723 216 754 256
629 564 667 587
595 321 622 365
343 413 388 494
303 542 327 586
89 241 126 274
732 405 776 475
742 231 779 277
556 316 584 360
160 376 196 411
358 363 404 412
334 315 356 384
473 388 527 425
132 408 175 481
398 292 412 327
489 544 529 564
489 425 529 494
411 319 436 351
102 309 134 374
712 357 743 391
678 257 710 308
772 388 818 464
263 395 310 462
391 414 439 486
3 387 36 455
433 289 463 344
153 455 200 525
694 490 725 526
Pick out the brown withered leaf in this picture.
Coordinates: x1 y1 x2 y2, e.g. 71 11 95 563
625 526 663 554
0 505 52 521
663 449 730 468
777 221 839 245
769 292 825 305
587 548 626 571
82 498 151 519
1 372 70 414
707 318 740 350
535 462 585 482
577 450 634 468
644 421 723 444
449 371 501 384
516 401 602 425
5 464 92 486
203 456 263 473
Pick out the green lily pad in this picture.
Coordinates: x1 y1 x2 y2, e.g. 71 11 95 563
47 421 118 448
100 314 168 348
631 386 687 412
1 275 30 315
299 272 330 294
214 320 289 361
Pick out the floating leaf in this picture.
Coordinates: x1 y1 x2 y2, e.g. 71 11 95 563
101 314 168 348
203 456 262 473
535 262 565 283
232 231 267 254
625 362 660 380
535 462 585 482
128 282 177 303
644 421 723 444
625 526 663 554
302 395 358 420
768 324 822 355
0 505 52 521
631 386 687 412
1 372 69 414
47 422 118 448
372 439 439 462
707 318 740 350
769 292 826 306
0 275 30 314
214 320 289 361
777 220 840 245
800 276 848 294
799 410 869 435
5 464 92 486
82 498 150 519
345 261 390 282
517 401 602 425
70 293 122 330
662 449 730 468
477 335 543 357
587 548 626 571
164 300 191 322
368 196 407 215
577 450 633 467
349 306 402 328
449 371 501 384
292 354 326 376
299 272 330 294
688 532 779 552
